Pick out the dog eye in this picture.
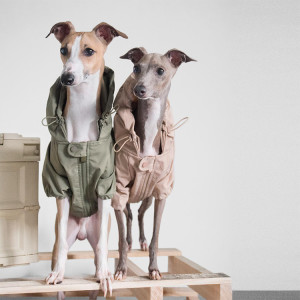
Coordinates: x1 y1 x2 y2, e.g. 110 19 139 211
84 48 95 56
60 47 68 56
157 68 164 75
133 65 141 74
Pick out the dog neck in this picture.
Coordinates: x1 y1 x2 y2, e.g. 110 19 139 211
135 93 168 157
64 70 103 143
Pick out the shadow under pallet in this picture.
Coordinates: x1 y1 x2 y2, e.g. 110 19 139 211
0 248 231 300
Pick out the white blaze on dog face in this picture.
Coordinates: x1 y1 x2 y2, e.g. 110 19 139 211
61 35 84 85
59 32 106 86
47 21 127 87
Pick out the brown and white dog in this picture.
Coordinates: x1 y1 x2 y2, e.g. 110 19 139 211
44 21 127 298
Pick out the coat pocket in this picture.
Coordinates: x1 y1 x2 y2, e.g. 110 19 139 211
96 171 116 200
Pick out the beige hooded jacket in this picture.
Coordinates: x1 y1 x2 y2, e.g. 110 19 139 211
111 81 175 211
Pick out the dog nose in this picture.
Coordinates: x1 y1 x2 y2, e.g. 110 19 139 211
61 73 75 85
134 85 146 98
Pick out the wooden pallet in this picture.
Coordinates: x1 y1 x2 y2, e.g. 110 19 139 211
0 248 232 300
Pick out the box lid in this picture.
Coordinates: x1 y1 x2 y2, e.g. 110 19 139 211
0 133 40 162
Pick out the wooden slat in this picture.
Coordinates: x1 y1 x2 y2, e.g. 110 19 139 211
2 287 198 298
38 248 181 261
127 259 147 276
168 256 232 300
163 287 199 297
0 273 231 295
1 288 133 298
126 259 163 300
191 281 232 300
168 255 213 274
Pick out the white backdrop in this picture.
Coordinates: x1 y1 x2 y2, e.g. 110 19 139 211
0 0 299 291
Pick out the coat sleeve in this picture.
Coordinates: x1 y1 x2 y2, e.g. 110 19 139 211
152 159 174 201
111 150 132 211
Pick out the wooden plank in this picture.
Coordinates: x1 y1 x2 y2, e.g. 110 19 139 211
115 258 147 299
168 255 213 274
168 256 232 300
127 259 147 276
1 288 133 298
38 248 182 261
0 273 231 295
191 281 232 300
126 259 163 300
164 287 198 297
2 287 198 298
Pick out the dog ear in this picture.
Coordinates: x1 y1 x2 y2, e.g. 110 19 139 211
46 21 75 43
120 47 147 63
93 22 128 45
164 49 196 68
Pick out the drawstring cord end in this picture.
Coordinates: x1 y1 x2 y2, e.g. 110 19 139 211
171 117 189 131
41 116 57 127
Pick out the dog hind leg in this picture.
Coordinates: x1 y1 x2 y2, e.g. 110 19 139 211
87 199 113 297
123 203 133 250
114 209 128 280
149 198 166 280
138 196 153 251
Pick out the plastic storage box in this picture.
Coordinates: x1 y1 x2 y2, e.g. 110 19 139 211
0 133 40 267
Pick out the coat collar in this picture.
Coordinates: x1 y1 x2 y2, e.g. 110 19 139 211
45 66 115 142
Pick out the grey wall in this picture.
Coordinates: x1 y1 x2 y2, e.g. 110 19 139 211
0 0 299 291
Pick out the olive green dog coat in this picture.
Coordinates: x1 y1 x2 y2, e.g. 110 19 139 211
42 67 116 218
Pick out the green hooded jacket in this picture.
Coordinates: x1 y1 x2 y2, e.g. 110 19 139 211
42 67 116 218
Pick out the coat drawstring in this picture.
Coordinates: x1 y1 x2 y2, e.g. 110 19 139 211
41 116 57 126
114 116 188 153
102 105 119 120
113 135 131 153
42 106 119 128
170 117 189 131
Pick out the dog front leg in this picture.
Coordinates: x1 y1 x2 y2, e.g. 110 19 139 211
94 199 113 297
114 209 128 280
46 197 70 284
149 198 166 280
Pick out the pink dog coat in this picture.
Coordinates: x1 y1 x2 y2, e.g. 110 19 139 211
111 84 175 211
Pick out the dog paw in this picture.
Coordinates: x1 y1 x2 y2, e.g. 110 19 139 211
139 239 148 251
114 265 127 280
149 269 162 280
96 270 114 297
127 242 132 251
45 271 64 285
